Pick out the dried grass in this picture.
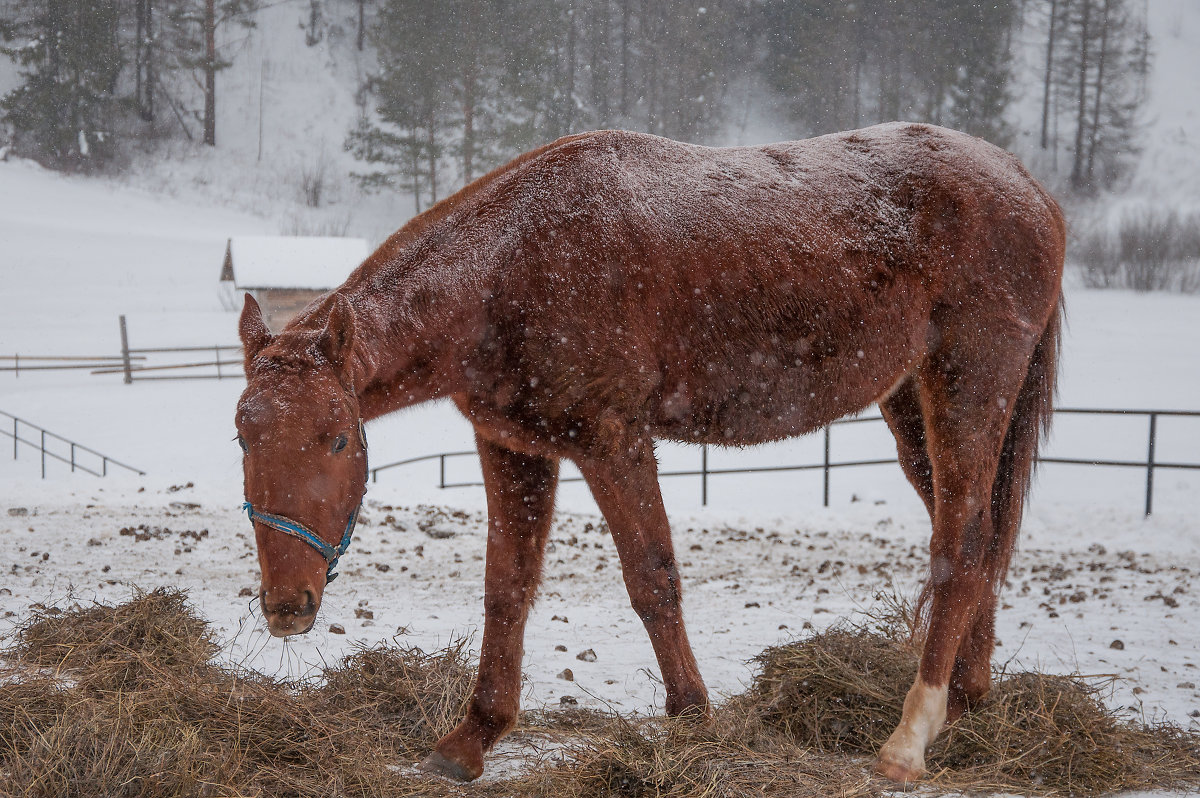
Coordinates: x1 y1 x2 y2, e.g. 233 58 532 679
745 624 1200 795
2 589 1197 798
0 588 475 798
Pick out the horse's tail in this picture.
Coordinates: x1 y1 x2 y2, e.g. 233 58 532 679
986 294 1063 594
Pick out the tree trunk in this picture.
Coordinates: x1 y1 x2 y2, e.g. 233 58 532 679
410 122 422 214
135 0 145 118
426 104 438 204
357 0 365 51
565 3 577 133
204 0 216 146
145 0 155 122
1041 0 1059 149
620 0 630 117
462 58 476 184
1070 0 1091 189
1085 0 1111 185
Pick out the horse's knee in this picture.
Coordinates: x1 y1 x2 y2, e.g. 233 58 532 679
627 555 683 624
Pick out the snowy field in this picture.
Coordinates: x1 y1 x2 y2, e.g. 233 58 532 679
2 152 1199 765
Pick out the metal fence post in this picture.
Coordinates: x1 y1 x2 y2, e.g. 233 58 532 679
701 445 708 506
822 425 831 507
12 417 16 460
70 442 76 472
439 454 446 489
1145 412 1157 517
13 353 17 378
40 429 46 478
215 344 222 379
119 315 133 384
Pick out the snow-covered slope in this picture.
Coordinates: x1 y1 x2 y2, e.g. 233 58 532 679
36 0 1181 242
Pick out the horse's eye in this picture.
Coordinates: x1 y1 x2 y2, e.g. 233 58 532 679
237 435 249 453
332 434 348 453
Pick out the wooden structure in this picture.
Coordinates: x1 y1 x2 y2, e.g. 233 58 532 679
219 236 369 330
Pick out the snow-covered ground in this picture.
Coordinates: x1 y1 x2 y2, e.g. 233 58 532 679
1 144 1199 750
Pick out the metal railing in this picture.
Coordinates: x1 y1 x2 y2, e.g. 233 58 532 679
1 410 145 479
369 408 1200 516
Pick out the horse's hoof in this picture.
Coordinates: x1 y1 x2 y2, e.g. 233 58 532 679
419 750 482 782
872 755 925 786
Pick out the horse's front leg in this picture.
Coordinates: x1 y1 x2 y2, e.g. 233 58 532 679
421 434 558 781
579 436 709 717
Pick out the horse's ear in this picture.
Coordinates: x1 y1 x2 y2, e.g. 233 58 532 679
239 293 273 363
318 294 356 374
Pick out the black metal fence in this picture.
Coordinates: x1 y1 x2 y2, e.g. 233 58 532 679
369 408 1200 516
1 410 145 479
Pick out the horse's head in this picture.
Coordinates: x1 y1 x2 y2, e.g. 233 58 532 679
235 294 367 637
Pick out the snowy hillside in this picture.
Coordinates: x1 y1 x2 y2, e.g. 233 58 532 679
16 0 1180 244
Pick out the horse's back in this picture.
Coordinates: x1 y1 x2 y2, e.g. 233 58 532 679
468 125 1065 447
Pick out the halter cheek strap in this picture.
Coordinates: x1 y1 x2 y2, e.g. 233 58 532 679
243 502 360 584
243 419 368 585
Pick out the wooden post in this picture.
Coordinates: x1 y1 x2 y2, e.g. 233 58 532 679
119 315 133 384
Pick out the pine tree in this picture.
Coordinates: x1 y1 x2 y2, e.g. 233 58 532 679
1051 0 1149 192
344 0 451 208
1 0 127 168
759 0 1018 144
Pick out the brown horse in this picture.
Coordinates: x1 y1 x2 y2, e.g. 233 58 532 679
235 123 1064 784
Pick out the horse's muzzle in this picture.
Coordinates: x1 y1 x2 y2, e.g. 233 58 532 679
261 587 319 637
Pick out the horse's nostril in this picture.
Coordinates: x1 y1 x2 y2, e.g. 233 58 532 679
299 589 317 617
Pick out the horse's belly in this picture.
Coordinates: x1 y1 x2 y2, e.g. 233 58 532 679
650 344 915 446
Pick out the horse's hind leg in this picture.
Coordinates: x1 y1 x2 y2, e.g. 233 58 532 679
880 377 934 520
423 434 558 781
874 332 1033 783
579 437 708 717
882 376 991 719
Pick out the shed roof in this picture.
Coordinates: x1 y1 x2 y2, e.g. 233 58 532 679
225 236 370 290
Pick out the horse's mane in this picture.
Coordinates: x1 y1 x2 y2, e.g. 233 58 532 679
281 132 598 341
355 132 597 278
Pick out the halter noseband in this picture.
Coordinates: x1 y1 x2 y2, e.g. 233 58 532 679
243 420 367 585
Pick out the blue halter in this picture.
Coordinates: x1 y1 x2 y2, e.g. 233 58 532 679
243 420 367 585
243 502 361 584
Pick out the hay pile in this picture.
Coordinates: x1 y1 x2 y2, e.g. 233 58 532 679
0 588 476 798
747 626 1200 795
2 589 1198 798
514 712 874 798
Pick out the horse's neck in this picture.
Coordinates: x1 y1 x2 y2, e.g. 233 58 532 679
347 256 482 420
